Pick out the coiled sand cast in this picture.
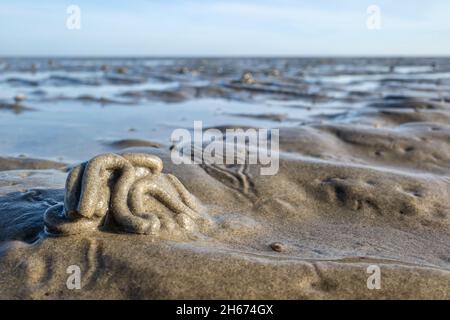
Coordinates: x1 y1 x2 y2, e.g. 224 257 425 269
44 153 202 236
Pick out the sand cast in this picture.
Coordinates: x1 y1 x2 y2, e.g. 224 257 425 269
44 153 202 237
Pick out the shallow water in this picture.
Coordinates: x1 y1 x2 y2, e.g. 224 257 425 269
1 57 449 163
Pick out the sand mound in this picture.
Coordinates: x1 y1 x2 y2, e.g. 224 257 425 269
107 139 162 149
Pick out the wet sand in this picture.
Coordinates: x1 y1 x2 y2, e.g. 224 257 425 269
0 58 449 299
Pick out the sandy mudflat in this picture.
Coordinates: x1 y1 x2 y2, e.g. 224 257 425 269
0 58 449 299
0 156 66 171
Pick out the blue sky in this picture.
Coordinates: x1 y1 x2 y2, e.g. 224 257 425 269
0 0 449 56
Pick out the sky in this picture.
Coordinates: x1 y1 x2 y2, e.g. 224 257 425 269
0 0 449 56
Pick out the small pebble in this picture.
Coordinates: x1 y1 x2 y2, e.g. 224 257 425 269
269 68 281 77
115 67 128 74
270 242 286 252
241 71 256 84
14 94 26 104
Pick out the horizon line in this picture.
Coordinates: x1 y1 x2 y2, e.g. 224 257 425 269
1 54 450 59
